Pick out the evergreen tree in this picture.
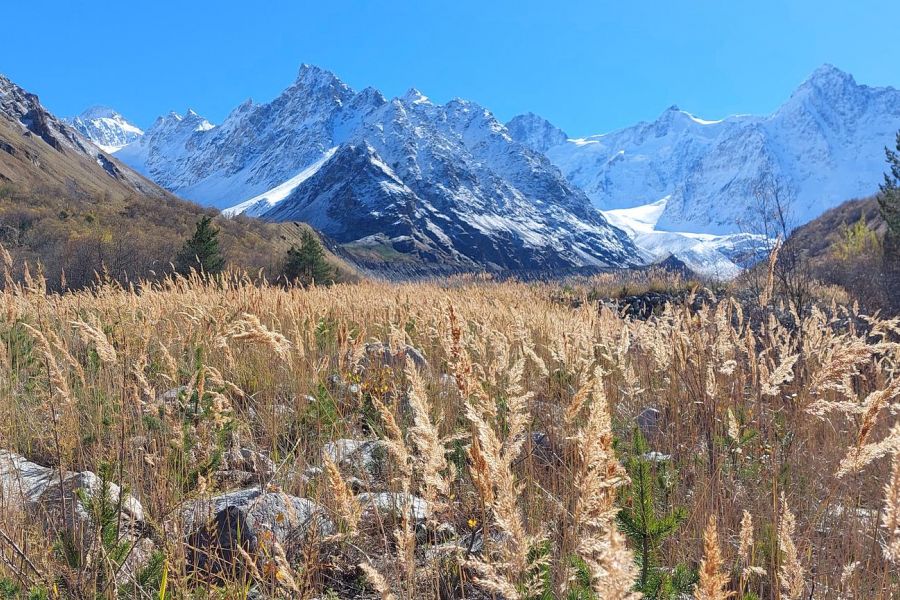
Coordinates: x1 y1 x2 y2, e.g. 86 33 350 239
879 131 900 305
616 429 693 599
283 229 335 286
880 133 900 241
174 216 225 275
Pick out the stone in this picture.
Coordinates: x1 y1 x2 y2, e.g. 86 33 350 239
361 342 429 371
0 450 150 580
215 446 276 488
178 487 333 544
178 487 333 584
637 407 662 436
323 439 383 475
357 491 429 522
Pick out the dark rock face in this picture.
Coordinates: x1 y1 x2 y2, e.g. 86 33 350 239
185 505 257 583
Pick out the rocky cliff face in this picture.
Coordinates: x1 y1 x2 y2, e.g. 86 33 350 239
0 74 169 199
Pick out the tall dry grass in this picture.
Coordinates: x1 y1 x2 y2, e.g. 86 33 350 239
0 269 897 598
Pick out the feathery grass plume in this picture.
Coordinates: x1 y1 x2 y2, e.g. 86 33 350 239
404 358 450 504
809 339 879 398
760 353 798 396
71 317 118 365
778 495 804 600
881 450 900 563
371 395 413 482
837 423 900 477
217 312 292 361
738 510 754 575
726 409 740 445
466 560 522 600
570 368 638 598
22 323 72 406
323 455 360 535
695 515 732 600
358 562 397 600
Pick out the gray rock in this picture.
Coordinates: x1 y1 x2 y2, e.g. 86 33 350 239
0 450 149 580
323 439 383 475
178 487 333 544
361 342 429 370
215 446 275 488
0 450 143 524
357 491 429 522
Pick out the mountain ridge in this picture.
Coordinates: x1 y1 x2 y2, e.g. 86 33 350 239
100 65 641 272
509 63 900 235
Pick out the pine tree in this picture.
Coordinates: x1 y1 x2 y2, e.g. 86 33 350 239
879 131 900 303
880 132 900 235
174 216 225 275
616 428 692 599
283 229 334 286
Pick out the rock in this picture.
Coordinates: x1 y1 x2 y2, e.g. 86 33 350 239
159 386 188 403
0 450 144 525
178 487 333 584
361 342 429 371
215 446 275 488
0 450 149 580
643 451 672 462
186 505 256 583
323 439 383 476
357 491 429 522
178 487 333 545
637 407 661 436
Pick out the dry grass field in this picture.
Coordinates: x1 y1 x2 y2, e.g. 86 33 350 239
0 265 897 599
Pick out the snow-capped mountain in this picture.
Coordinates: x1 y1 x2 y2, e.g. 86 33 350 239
67 106 143 153
110 65 640 272
0 74 168 199
510 65 900 236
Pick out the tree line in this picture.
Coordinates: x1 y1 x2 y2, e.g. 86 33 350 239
175 216 335 286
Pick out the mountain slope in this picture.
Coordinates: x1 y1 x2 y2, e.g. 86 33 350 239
108 65 640 272
0 74 166 200
509 65 900 235
0 73 357 289
67 106 143 153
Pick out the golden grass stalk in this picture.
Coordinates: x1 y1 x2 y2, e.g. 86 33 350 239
881 450 900 563
694 515 732 600
358 562 396 600
70 317 118 365
323 455 361 535
778 495 804 600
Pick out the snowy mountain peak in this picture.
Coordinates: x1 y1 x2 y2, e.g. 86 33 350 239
295 63 348 92
402 88 430 105
68 105 143 153
805 63 856 87
77 105 119 120
108 64 640 272
534 65 900 236
506 112 569 153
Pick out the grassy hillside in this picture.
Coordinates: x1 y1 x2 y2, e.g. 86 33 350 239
0 183 359 289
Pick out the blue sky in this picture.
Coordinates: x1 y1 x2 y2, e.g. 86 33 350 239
4 0 899 136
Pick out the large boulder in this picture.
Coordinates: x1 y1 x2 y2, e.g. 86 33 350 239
0 450 149 579
176 487 333 582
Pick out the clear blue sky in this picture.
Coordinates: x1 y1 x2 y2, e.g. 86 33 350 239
3 0 898 136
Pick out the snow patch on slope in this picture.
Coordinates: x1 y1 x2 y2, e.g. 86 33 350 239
223 147 338 217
